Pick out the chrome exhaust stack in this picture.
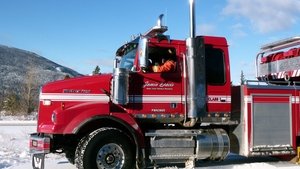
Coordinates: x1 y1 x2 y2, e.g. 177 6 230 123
189 0 196 39
144 14 168 37
184 0 206 127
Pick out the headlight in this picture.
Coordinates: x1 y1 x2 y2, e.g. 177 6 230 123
43 100 52 106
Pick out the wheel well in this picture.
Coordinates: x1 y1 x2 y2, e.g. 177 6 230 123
71 116 142 166
75 116 139 146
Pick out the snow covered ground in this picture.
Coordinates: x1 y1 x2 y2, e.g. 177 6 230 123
0 119 300 169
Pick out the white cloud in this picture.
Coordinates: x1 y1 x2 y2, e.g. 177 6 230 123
86 57 113 67
231 23 247 37
223 0 300 33
198 23 216 35
85 57 114 73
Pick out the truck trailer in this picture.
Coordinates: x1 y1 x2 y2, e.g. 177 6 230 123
29 1 300 169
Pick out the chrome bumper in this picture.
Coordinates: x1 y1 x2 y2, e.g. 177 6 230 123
29 133 51 169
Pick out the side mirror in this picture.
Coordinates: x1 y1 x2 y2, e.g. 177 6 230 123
138 36 148 69
113 57 120 69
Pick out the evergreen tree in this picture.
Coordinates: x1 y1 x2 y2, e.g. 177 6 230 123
64 74 71 79
92 65 101 75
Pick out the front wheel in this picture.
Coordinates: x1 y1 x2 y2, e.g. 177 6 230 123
75 127 135 169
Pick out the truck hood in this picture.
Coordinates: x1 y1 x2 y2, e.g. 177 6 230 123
41 73 112 95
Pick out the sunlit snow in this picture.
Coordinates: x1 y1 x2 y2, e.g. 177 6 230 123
0 118 299 169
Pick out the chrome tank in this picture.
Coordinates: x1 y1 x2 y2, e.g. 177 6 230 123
196 129 229 160
146 129 230 164
111 68 129 105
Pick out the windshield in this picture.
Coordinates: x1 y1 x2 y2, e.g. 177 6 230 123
119 44 137 70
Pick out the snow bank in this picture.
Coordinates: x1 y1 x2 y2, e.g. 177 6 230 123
0 125 35 169
0 113 37 121
0 121 36 126
0 122 300 169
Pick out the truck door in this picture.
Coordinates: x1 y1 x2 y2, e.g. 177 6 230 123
205 44 231 116
129 46 183 119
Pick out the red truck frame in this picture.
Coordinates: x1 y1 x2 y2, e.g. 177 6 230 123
29 1 300 169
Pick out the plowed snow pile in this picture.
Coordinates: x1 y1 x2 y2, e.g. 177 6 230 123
0 119 299 169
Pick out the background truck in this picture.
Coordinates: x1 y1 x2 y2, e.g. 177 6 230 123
29 0 300 169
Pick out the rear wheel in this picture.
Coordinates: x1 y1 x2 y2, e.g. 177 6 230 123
75 127 135 169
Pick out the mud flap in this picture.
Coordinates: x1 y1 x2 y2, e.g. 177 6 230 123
32 153 45 169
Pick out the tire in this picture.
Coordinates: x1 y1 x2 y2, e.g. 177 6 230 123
75 127 135 169
74 134 87 167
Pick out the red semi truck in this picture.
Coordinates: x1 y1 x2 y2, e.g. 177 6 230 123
30 1 300 169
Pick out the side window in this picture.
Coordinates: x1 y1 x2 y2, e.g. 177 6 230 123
205 47 226 85
147 47 177 73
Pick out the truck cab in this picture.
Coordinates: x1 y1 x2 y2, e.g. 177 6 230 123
113 34 232 125
28 0 247 167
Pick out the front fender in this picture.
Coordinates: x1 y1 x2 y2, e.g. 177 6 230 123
73 113 145 147
57 102 110 134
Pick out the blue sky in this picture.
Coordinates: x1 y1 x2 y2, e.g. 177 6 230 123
1 0 300 84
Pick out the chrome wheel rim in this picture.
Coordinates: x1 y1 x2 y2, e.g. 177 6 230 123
96 143 125 169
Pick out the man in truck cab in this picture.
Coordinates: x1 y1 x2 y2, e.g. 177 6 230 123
154 57 176 72
150 48 176 72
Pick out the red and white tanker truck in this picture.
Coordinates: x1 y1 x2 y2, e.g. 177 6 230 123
29 1 300 169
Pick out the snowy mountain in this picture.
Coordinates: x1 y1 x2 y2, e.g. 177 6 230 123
0 45 81 111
